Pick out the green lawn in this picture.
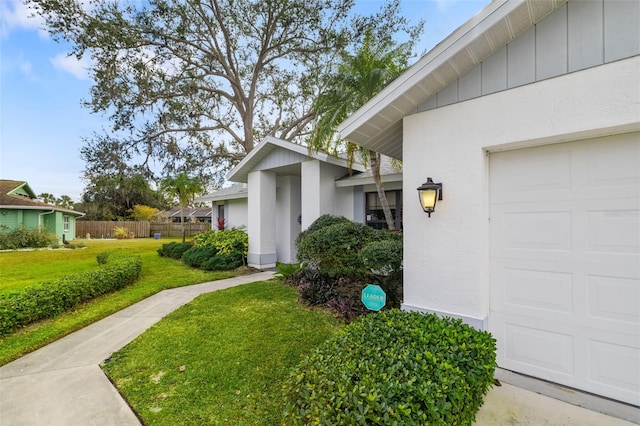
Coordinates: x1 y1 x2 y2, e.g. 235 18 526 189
102 281 341 425
0 238 241 366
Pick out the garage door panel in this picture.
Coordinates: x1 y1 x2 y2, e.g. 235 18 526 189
490 145 572 200
505 323 575 375
588 339 640 404
492 312 576 377
492 312 640 403
588 275 640 324
584 133 640 187
504 211 572 251
586 209 639 254
490 133 640 405
504 268 573 313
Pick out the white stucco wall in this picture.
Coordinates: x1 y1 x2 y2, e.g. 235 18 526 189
334 186 355 220
226 199 248 230
301 160 352 229
247 170 277 268
402 56 640 326
276 175 301 263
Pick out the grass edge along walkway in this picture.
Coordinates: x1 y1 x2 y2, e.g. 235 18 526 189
102 280 342 426
0 251 239 367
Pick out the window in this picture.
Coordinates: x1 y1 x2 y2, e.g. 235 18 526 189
63 215 70 232
365 190 402 230
217 204 225 220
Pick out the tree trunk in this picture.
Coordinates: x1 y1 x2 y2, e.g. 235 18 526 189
370 151 396 231
180 206 186 243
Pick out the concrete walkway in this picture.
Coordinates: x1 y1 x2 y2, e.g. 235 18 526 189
1 270 637 425
0 271 274 426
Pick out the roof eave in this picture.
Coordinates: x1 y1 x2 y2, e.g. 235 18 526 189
0 205 85 216
337 0 508 139
335 173 403 188
337 0 563 157
195 192 248 203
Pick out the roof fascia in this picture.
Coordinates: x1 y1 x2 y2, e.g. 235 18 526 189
196 192 248 203
335 173 403 188
0 205 85 216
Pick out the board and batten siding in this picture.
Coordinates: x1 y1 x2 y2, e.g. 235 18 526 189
252 147 308 172
418 0 640 111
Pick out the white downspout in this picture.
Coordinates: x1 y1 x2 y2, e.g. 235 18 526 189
38 210 55 227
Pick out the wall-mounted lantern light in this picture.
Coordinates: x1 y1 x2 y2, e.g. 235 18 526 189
417 178 443 217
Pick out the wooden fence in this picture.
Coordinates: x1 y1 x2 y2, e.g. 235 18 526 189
76 221 151 239
149 222 211 238
75 221 212 239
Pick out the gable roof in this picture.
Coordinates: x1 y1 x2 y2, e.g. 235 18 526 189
338 0 566 159
0 179 84 216
226 136 367 183
0 180 36 199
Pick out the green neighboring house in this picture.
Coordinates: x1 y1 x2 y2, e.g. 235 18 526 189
0 180 84 243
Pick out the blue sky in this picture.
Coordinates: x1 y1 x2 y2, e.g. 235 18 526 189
0 0 489 201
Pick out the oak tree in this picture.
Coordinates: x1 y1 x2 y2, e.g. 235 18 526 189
30 0 419 180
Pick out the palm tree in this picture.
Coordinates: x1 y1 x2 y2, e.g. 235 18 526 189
55 195 75 209
39 193 56 205
161 172 203 242
308 28 412 230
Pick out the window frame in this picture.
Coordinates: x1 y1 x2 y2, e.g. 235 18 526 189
364 189 403 230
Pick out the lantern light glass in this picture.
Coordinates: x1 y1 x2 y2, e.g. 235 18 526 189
417 178 443 217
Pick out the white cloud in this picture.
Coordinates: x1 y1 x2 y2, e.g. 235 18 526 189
19 59 35 77
50 53 92 80
0 0 48 39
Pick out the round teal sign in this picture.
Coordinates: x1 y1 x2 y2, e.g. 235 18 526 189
361 284 386 311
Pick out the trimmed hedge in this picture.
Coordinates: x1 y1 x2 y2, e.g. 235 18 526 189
156 230 248 272
179 229 248 271
284 310 497 425
181 245 219 269
157 242 194 259
358 238 403 277
296 220 376 277
0 251 142 336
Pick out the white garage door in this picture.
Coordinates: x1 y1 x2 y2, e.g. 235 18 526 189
489 132 640 406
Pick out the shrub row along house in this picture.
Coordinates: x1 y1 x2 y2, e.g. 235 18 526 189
198 0 639 413
0 180 84 244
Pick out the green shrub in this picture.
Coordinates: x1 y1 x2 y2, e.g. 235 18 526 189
296 220 375 277
297 214 351 239
0 226 59 250
284 310 497 425
157 242 193 259
0 251 142 335
193 228 248 257
179 228 247 271
181 245 219 269
293 217 403 320
359 238 403 277
200 253 244 271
